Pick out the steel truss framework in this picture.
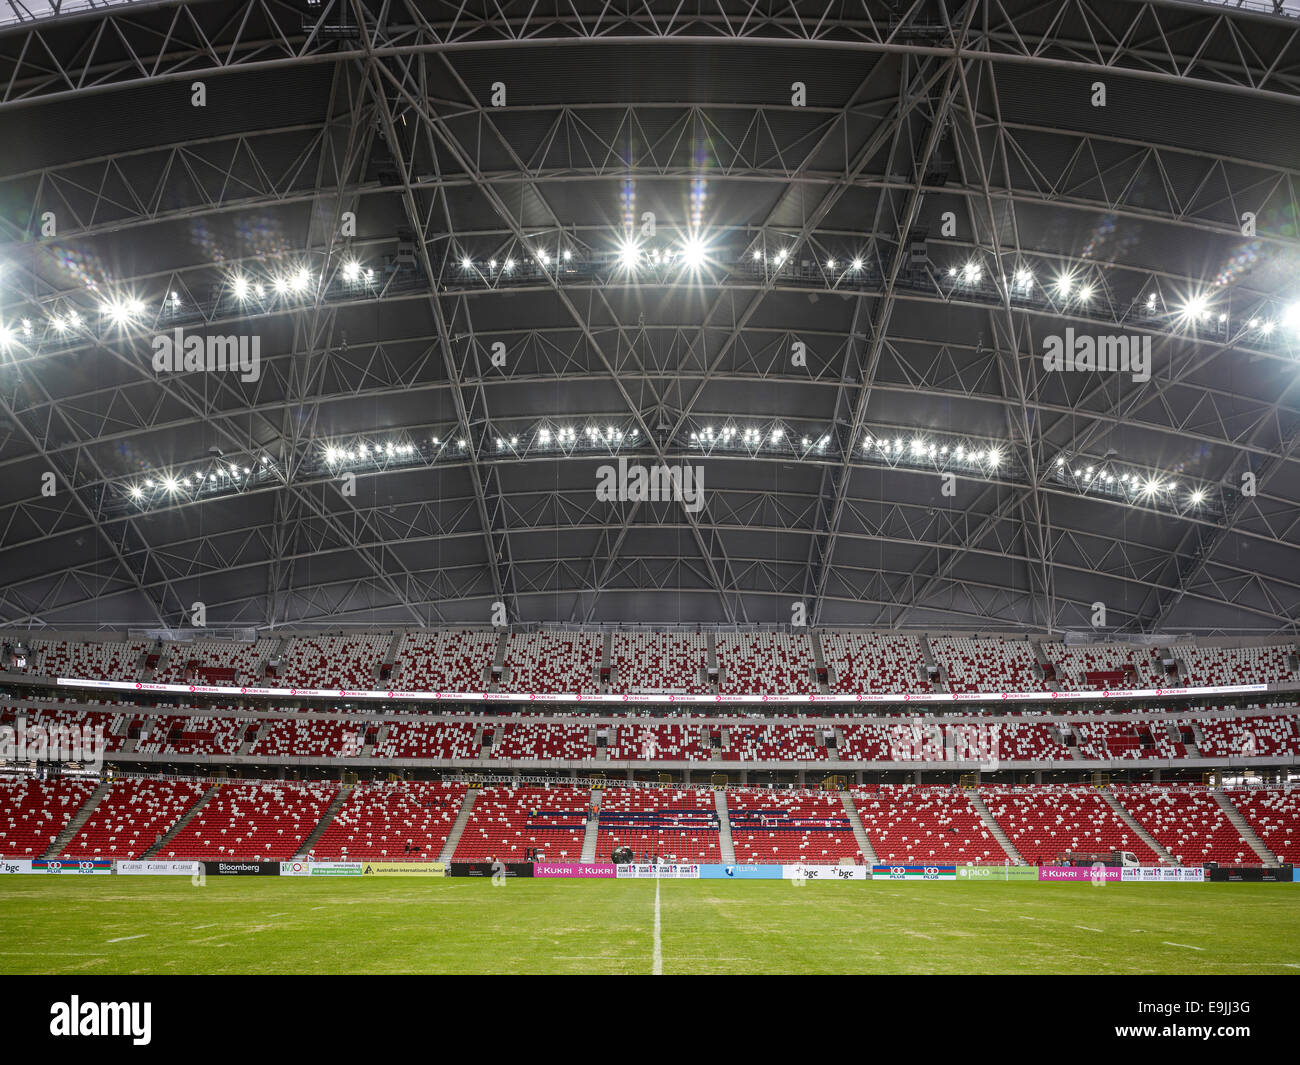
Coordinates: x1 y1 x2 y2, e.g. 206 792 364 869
0 0 1297 635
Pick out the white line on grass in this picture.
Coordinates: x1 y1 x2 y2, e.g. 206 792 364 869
652 879 662 976
106 934 147 943
1162 942 1205 951
1074 926 1104 933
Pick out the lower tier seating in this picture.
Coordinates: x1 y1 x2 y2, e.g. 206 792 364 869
852 786 1005 864
1225 788 1300 864
0 778 95 857
1112 787 1254 866
980 786 1160 864
160 781 338 860
59 778 207 859
728 789 860 863
595 786 720 862
453 785 590 861
308 781 467 861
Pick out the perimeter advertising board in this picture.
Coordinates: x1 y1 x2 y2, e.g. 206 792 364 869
1121 866 1206 882
871 865 956 880
203 861 280 876
532 862 616 878
449 862 532 877
359 862 446 877
699 864 783 880
616 863 700 879
783 864 868 880
31 859 112 874
117 861 202 876
956 864 1040 882
279 861 365 877
1037 866 1122 882
1207 866 1292 882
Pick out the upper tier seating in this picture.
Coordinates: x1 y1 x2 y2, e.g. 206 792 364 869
135 715 253 756
453 785 591 861
1197 713 1299 758
0 778 95 857
980 785 1160 863
1112 787 1253 866
716 633 815 694
374 718 480 759
1042 642 1163 690
308 781 467 861
929 637 1048 694
609 632 710 694
1172 643 1296 687
852 787 1005 864
822 632 929 693
392 631 498 691
606 723 715 761
1225 789 1300 864
150 638 277 685
595 787 720 861
503 633 601 694
0 706 132 753
274 635 391 689
836 722 896 760
28 639 147 681
161 782 337 860
990 720 1076 762
59 778 206 859
249 718 364 759
486 721 595 760
723 724 829 761
728 789 860 863
1073 720 1187 761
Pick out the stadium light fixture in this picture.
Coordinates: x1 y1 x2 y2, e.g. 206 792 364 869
618 239 641 270
680 235 707 270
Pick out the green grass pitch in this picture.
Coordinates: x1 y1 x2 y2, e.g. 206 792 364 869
1 876 1297 975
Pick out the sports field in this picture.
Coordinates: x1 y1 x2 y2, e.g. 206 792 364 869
2 877 1297 975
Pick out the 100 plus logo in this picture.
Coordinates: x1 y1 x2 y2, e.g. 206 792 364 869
595 457 705 513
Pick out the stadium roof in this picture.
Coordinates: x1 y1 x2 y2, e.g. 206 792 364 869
1 0 1299 636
